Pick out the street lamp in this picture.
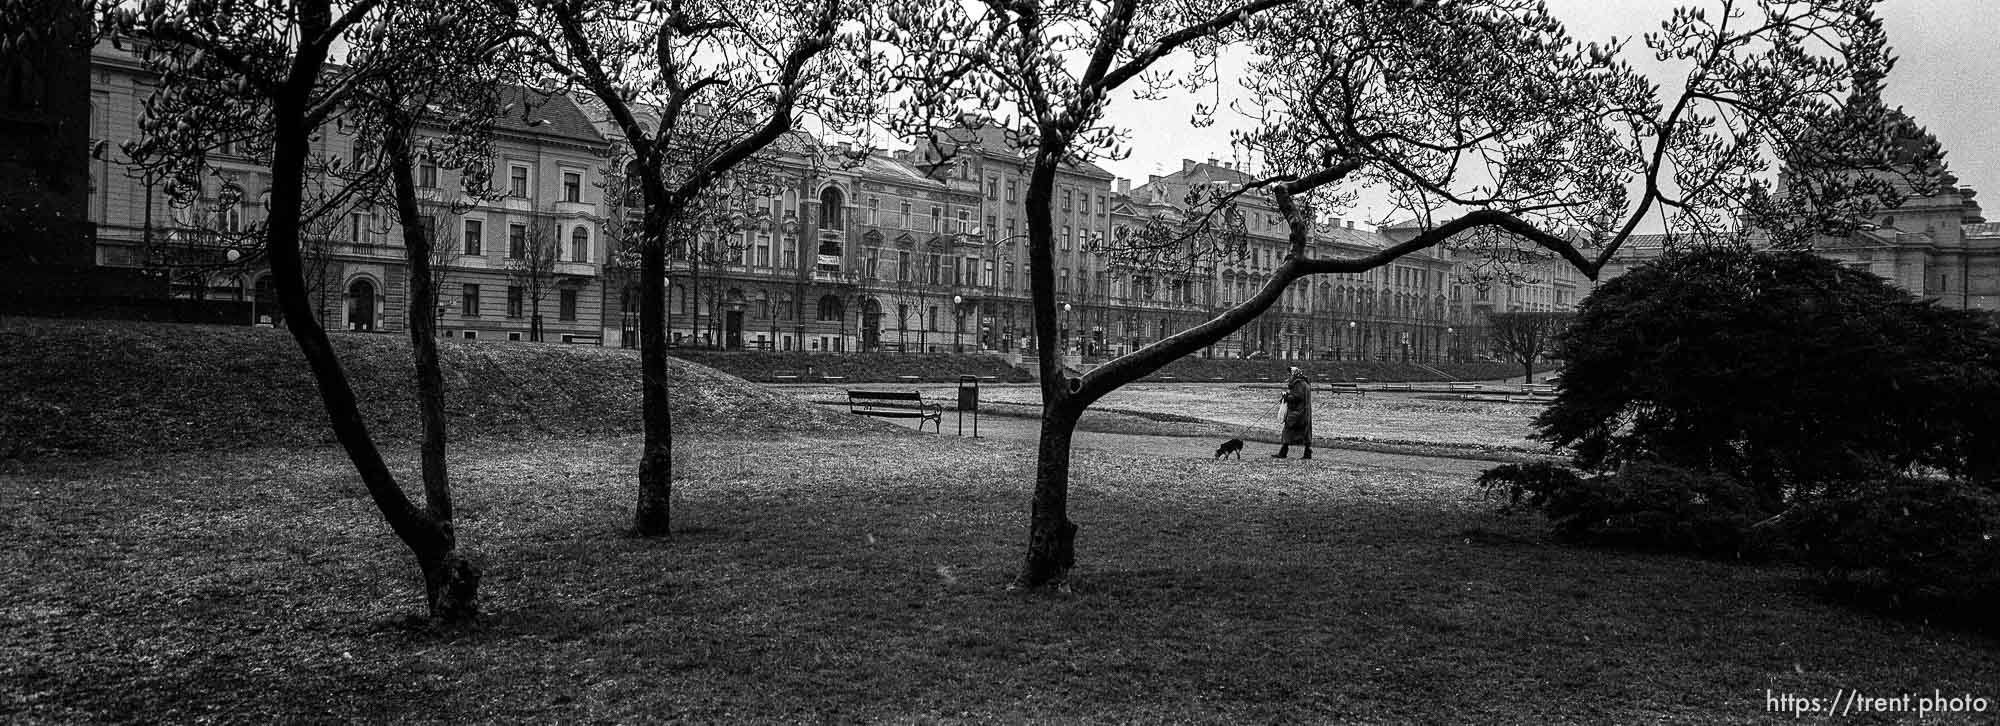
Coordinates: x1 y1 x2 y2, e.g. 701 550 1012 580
1345 320 1356 361
952 293 964 353
1056 302 1072 356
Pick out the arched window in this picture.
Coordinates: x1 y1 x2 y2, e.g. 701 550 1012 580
816 294 844 321
570 226 590 262
818 187 844 230
623 160 645 208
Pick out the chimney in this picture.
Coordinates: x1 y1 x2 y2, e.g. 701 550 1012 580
1346 220 1355 229
1116 178 1132 194
1182 159 1198 173
1206 157 1219 167
1148 174 1163 185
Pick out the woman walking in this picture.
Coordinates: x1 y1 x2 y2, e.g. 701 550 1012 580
1273 366 1313 459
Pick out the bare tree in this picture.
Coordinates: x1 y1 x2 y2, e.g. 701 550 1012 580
518 0 888 536
1487 311 1573 384
106 0 513 621
887 0 1943 589
504 214 562 341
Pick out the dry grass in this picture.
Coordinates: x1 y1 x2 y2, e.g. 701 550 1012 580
4 319 1994 723
0 318 869 461
4 431 1995 724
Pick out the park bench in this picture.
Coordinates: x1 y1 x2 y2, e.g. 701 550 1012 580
771 370 801 383
1327 382 1365 397
846 390 943 432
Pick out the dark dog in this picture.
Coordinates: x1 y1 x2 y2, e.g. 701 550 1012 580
1214 438 1244 459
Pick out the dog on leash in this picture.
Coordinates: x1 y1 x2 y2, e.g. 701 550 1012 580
1214 438 1245 459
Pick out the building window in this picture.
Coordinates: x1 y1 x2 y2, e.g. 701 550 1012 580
898 201 911 228
562 171 582 203
986 176 999 200
816 294 844 321
509 165 529 197
1060 226 1070 251
898 251 910 282
507 286 524 318
462 219 483 256
755 234 771 267
508 223 527 259
930 206 942 233
570 226 590 262
419 159 438 188
818 187 844 229
782 236 798 269
866 197 880 225
1097 194 1106 215
461 284 481 317
1005 179 1016 202
559 289 578 321
1062 188 1072 212
985 215 997 236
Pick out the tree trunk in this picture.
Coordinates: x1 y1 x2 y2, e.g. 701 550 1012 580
387 120 456 551
1523 358 1533 384
635 206 673 536
1014 404 1080 589
266 84 473 621
419 549 481 621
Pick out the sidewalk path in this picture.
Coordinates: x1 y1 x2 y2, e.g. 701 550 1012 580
901 409 1498 478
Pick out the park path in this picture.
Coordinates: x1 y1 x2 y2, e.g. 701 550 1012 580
910 409 1497 478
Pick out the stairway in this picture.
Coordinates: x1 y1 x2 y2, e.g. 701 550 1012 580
1414 362 1458 381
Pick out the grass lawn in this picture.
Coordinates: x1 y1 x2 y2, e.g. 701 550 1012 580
6 429 1995 723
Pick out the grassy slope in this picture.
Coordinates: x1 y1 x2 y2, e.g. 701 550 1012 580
3 319 1994 722
0 318 865 461
4 435 1996 723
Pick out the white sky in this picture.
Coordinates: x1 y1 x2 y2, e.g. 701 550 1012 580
1098 0 2000 228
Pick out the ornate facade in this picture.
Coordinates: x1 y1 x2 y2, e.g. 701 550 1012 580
81 48 1579 360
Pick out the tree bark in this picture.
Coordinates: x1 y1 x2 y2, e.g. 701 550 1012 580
634 205 674 536
384 122 474 622
1014 403 1080 589
265 69 473 620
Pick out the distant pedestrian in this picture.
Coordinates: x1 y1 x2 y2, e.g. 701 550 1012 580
1273 366 1313 459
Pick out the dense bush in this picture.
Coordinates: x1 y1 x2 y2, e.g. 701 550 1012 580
1538 247 2000 505
1479 461 1772 558
1791 477 2000 626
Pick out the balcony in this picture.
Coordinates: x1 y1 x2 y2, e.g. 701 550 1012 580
552 200 595 217
554 261 596 277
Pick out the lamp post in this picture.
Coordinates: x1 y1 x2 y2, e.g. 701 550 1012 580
1443 326 1454 363
952 293 964 353
1345 320 1356 361
1062 302 1073 355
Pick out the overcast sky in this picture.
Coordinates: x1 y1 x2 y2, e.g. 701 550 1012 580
1099 0 1999 227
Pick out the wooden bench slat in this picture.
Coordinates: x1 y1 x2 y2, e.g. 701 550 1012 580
846 390 943 432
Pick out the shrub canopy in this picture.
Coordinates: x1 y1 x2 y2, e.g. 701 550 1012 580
1536 247 2000 503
